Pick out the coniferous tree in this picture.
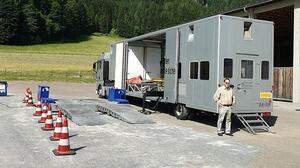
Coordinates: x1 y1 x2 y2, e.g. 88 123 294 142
0 0 19 44
0 0 265 44
22 2 41 43
48 0 65 39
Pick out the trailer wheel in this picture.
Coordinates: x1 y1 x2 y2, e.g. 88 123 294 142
174 104 189 120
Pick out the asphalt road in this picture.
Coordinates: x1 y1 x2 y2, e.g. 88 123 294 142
0 81 299 168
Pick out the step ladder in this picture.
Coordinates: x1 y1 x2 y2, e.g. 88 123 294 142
235 113 271 135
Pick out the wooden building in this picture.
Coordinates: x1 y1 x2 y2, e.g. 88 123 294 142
224 0 298 101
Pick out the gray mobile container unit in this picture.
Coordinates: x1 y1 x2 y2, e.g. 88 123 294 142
96 15 274 120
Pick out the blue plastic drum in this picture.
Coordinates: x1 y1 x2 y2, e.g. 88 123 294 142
0 81 8 96
38 85 50 100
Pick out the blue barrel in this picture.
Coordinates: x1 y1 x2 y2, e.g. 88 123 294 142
108 88 126 102
38 85 50 100
0 81 8 96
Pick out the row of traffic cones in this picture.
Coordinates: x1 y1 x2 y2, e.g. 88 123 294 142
31 99 76 156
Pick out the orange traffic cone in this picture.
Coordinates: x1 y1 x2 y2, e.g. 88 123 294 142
38 103 48 123
50 110 63 141
41 104 54 131
52 118 76 156
23 92 29 103
34 98 40 107
27 94 34 106
33 101 42 116
23 88 31 103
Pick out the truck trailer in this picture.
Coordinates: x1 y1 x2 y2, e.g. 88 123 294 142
93 15 274 134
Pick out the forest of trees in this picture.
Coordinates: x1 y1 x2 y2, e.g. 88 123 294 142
0 0 264 45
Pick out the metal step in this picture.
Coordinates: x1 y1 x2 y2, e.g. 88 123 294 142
236 113 259 117
251 125 267 130
245 119 264 124
235 113 271 135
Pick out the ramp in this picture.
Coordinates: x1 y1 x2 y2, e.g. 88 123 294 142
56 99 153 125
56 99 118 126
97 99 154 124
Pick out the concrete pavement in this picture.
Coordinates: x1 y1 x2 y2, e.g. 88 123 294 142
0 81 299 167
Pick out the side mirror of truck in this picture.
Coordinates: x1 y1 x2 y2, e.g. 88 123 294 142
92 62 96 72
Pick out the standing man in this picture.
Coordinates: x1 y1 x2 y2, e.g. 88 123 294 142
213 78 235 136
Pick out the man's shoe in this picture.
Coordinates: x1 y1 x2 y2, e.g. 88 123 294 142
225 133 233 136
217 133 223 136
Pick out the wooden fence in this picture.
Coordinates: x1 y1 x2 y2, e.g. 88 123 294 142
273 67 293 101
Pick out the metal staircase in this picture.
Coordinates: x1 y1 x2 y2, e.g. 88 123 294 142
235 113 271 135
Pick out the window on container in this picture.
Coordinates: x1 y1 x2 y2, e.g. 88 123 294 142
261 61 269 80
190 62 198 79
244 22 252 40
200 61 209 80
187 25 194 42
241 60 253 79
224 58 233 78
178 62 182 79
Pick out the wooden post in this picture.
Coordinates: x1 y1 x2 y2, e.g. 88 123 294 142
293 1 300 102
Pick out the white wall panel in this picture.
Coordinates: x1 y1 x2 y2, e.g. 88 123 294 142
114 43 124 89
145 48 161 80
127 46 145 79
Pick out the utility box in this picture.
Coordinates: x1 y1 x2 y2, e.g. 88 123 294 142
38 85 50 100
0 81 8 96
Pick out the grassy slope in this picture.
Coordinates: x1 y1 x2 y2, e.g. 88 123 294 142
0 34 123 82
0 33 121 55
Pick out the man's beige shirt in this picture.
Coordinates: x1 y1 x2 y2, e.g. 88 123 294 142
213 85 236 106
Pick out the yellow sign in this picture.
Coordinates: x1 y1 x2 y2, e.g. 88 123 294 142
260 92 272 99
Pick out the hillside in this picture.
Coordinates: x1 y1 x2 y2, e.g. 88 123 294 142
0 34 123 82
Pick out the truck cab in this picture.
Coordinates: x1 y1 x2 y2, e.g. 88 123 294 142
93 52 114 97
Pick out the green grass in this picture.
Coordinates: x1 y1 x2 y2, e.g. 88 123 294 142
0 33 123 82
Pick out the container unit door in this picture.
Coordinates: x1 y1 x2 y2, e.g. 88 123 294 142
234 54 260 112
145 47 161 80
164 29 179 103
109 45 116 81
258 60 272 112
114 43 124 89
177 27 188 103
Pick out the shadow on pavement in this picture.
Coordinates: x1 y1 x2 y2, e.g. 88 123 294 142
73 146 87 152
264 115 278 126
127 97 278 134
69 134 78 138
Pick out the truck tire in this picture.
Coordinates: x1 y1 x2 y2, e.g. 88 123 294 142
97 85 104 98
174 104 189 120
